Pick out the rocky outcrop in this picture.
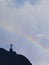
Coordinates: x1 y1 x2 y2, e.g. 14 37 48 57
0 48 32 65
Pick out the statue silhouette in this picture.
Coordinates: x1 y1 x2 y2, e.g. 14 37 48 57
9 44 13 52
0 45 32 65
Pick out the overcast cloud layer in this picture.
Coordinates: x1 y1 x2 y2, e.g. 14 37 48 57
0 0 49 65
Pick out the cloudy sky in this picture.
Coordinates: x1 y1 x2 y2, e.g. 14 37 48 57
0 0 49 65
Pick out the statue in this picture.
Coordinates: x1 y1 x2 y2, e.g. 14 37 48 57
9 44 13 52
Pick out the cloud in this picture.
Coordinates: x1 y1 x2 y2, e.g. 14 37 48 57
9 0 40 7
0 0 49 65
36 34 45 38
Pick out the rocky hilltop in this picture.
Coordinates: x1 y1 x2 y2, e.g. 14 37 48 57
0 44 32 65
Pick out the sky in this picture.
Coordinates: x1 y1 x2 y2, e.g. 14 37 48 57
0 0 49 65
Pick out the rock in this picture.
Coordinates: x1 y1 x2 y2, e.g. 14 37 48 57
0 48 32 65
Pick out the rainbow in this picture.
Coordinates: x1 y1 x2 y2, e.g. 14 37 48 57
0 22 49 53
16 31 49 54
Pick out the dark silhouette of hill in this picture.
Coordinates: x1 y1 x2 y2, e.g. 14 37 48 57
0 45 32 65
